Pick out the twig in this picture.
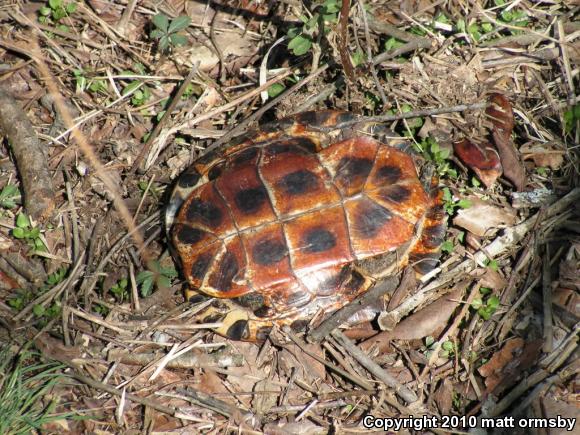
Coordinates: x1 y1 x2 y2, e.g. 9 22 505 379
359 0 387 105
0 88 56 221
372 38 432 65
331 329 418 403
286 331 374 391
309 276 399 343
542 246 554 353
131 67 198 173
338 0 355 82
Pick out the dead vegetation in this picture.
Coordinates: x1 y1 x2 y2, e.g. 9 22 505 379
0 0 578 433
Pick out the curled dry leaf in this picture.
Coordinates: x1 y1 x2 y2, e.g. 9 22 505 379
486 93 526 191
453 139 502 187
453 196 517 237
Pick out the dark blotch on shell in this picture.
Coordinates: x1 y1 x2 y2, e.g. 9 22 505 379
304 227 336 253
226 319 249 340
175 224 206 245
209 251 239 292
177 168 201 188
335 157 373 184
208 164 224 181
278 169 319 195
190 253 213 280
229 147 259 168
252 238 288 266
254 305 275 318
294 111 332 127
234 186 268 214
186 198 223 228
375 165 403 184
234 292 265 310
354 201 392 239
422 224 446 249
381 185 411 203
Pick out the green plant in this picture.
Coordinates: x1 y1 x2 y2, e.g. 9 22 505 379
0 347 75 435
150 14 191 53
287 0 340 56
442 188 472 215
564 104 579 134
0 184 20 209
120 65 153 107
439 340 456 358
109 278 129 302
12 213 47 253
73 70 108 95
440 239 454 254
472 287 500 320
137 260 177 297
267 83 286 99
38 0 77 31
420 137 458 179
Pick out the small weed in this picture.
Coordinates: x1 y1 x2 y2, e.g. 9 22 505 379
421 137 458 179
440 239 454 254
12 213 47 253
137 260 177 297
38 0 77 31
440 340 456 358
121 64 153 107
442 188 472 215
0 184 20 209
267 83 286 99
109 278 129 303
150 14 191 53
564 104 580 134
73 70 108 95
472 287 500 320
287 0 340 56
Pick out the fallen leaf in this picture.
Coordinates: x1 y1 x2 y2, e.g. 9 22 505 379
361 285 465 353
478 338 543 394
453 196 517 237
453 139 502 187
486 93 526 190
521 142 565 170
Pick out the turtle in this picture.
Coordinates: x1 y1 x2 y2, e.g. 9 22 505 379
165 110 446 341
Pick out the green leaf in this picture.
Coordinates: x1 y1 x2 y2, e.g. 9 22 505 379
168 15 191 33
267 83 286 98
425 336 434 347
49 0 63 9
169 33 188 47
29 227 40 238
456 19 466 32
66 2 77 13
12 227 25 239
16 213 30 228
39 6 51 16
158 275 171 289
479 287 492 295
0 184 20 209
487 295 500 310
152 14 169 32
457 199 472 209
122 81 141 95
487 259 499 271
441 240 454 253
287 34 312 56
136 270 153 284
481 22 493 33
33 304 45 317
471 298 483 310
140 276 154 297
159 35 170 51
351 49 365 67
150 29 165 39
442 341 454 351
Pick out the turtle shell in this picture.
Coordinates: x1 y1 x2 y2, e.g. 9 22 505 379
166 110 446 341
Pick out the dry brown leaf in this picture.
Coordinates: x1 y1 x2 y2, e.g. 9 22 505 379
471 268 508 291
361 286 464 353
521 143 565 170
478 338 543 394
453 139 502 187
453 196 517 237
487 93 526 190
433 378 454 415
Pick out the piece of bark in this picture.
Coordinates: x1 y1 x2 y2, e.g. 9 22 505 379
0 88 55 221
486 93 526 191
